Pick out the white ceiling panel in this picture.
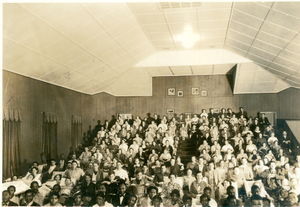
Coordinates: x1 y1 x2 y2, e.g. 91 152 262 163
137 14 167 24
4 14 48 43
148 32 173 41
3 43 36 68
267 9 300 32
227 30 254 45
66 54 97 69
67 22 105 44
29 60 64 78
224 45 248 57
52 9 95 36
54 47 88 65
143 24 170 33
198 9 231 21
21 27 64 51
108 17 140 38
92 40 120 57
33 3 81 25
201 29 227 38
273 2 300 19
38 38 76 57
81 32 114 51
128 2 162 15
279 50 300 64
81 3 120 20
166 12 197 23
169 22 198 32
234 2 270 19
226 38 251 51
123 35 150 51
260 22 297 41
256 31 289 48
52 70 83 85
199 20 229 30
18 3 44 12
246 53 271 66
97 4 134 30
252 39 283 54
40 66 70 81
200 2 232 10
116 27 145 44
229 20 259 38
285 42 300 54
3 4 30 26
248 47 276 61
232 10 264 30
8 53 48 75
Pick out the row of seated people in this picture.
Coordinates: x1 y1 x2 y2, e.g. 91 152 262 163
2 107 299 207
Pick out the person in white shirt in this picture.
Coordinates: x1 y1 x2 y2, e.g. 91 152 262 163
114 161 129 183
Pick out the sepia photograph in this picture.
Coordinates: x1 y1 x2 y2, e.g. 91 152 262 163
2 1 300 207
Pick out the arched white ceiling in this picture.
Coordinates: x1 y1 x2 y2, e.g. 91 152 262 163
2 2 300 96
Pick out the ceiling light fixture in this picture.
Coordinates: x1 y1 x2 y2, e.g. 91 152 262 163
177 28 200 48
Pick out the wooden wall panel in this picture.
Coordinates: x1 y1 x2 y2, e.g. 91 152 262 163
277 88 300 119
3 71 90 174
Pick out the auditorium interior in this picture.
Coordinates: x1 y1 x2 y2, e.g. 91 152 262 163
2 2 300 207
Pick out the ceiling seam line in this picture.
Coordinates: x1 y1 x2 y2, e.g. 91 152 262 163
127 3 159 52
244 2 275 57
223 2 234 50
17 3 120 75
161 9 178 51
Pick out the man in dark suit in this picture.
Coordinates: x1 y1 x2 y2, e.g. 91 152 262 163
112 182 131 207
22 190 40 206
153 165 169 187
237 107 248 119
85 162 104 184
259 113 270 131
42 159 60 183
153 114 161 126
2 190 18 206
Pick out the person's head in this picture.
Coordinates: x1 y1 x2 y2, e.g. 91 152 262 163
196 172 203 181
208 162 214 170
251 185 260 196
152 195 162 207
191 156 196 163
226 195 237 207
95 182 106 194
85 174 92 183
118 183 127 195
109 172 115 181
203 187 212 198
73 193 82 205
136 171 143 180
147 186 158 199
7 185 16 197
71 161 78 170
233 166 240 175
170 189 180 202
250 195 263 207
95 192 106 206
117 161 123 169
127 194 137 207
49 192 60 205
24 189 34 204
200 194 210 207
227 186 236 197
2 190 11 203
31 167 38 175
242 157 248 165
52 184 61 194
30 181 39 193
199 157 204 164
169 173 176 183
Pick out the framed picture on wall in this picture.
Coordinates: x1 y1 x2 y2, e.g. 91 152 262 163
201 90 208 97
192 87 199 95
178 90 183 97
167 88 176 96
167 108 175 113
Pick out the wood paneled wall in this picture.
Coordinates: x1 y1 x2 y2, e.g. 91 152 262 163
277 87 300 119
115 76 278 119
2 71 93 173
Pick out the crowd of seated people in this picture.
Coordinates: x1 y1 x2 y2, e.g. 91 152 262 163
3 107 300 207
